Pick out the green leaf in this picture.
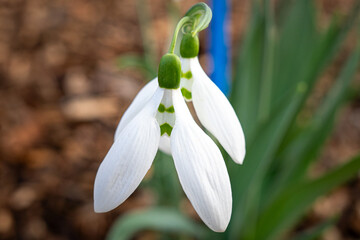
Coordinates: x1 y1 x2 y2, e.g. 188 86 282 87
228 3 322 236
147 152 182 207
260 0 360 209
271 0 360 116
271 0 316 108
229 89 305 239
228 1 360 239
276 0 360 152
230 3 266 142
106 207 206 240
256 154 360 240
267 44 360 204
315 2 360 70
313 46 360 126
257 0 276 122
291 44 360 179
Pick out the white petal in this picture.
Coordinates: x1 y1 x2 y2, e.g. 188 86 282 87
94 88 163 212
190 58 246 164
115 78 158 140
171 89 232 232
179 57 194 102
158 135 171 154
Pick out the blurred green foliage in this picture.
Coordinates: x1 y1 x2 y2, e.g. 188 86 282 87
110 0 360 239
106 207 206 240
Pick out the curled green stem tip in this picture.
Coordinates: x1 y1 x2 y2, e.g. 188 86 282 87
167 2 212 54
184 2 212 36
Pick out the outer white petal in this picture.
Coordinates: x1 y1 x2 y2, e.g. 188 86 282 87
115 78 158 140
94 88 163 212
158 135 171 154
190 58 246 164
171 89 232 232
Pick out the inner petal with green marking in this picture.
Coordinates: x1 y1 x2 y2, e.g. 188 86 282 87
180 58 194 102
156 89 175 137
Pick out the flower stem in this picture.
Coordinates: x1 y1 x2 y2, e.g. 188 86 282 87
168 16 191 54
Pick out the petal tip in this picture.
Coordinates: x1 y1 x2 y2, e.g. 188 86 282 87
93 202 107 213
93 206 104 213
93 184 118 213
207 217 230 232
93 197 117 213
211 226 227 233
234 150 246 165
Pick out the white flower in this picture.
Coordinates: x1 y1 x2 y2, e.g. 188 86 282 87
95 3 245 231
115 57 246 164
95 79 232 232
179 57 246 164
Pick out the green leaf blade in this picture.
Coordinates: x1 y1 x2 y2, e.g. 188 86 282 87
106 207 206 240
256 155 360 240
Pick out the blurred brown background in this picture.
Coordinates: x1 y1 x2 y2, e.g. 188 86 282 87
0 0 359 239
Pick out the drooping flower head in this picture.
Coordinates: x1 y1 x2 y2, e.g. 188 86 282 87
94 3 245 232
178 33 246 164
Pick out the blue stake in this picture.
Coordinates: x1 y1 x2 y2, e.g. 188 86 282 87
208 0 230 95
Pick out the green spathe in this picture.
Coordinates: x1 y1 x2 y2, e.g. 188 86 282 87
158 53 181 89
184 2 212 35
180 34 199 58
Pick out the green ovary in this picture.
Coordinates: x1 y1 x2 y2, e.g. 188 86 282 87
158 54 181 89
160 123 173 136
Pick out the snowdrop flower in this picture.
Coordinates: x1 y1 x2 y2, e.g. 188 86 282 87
114 34 245 164
94 3 244 232
94 53 232 232
178 33 246 164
